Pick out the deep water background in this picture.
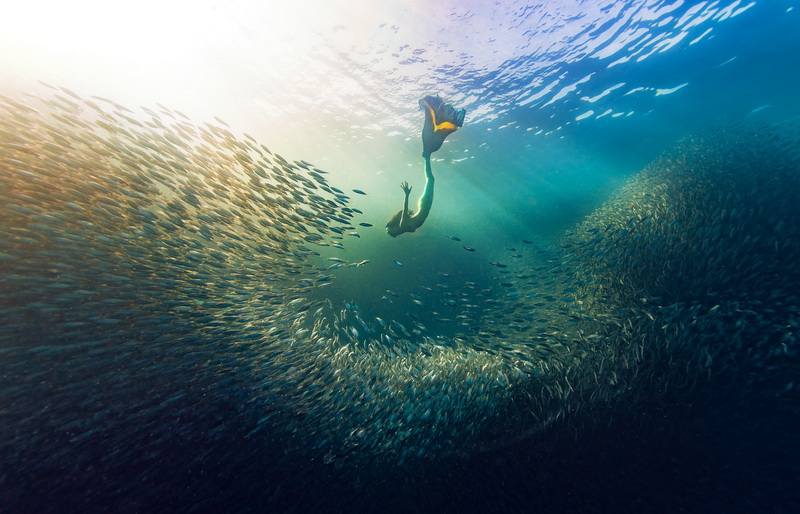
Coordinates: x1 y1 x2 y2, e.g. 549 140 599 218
2 1 800 512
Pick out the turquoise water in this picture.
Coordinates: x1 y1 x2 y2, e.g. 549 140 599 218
1 1 799 512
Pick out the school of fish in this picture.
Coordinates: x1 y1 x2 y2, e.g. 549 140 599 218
1 88 798 495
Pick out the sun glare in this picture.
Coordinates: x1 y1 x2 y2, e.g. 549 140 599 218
0 1 343 112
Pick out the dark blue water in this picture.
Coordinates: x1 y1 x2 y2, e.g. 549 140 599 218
1 1 800 512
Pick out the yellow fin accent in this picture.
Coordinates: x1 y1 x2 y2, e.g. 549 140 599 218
424 101 459 134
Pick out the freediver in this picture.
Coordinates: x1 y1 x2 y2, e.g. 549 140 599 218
385 95 466 237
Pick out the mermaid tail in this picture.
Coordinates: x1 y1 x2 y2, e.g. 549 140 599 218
419 95 466 158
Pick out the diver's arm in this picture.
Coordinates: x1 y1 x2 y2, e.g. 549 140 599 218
399 181 412 227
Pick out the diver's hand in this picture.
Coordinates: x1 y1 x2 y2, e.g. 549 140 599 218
400 181 412 196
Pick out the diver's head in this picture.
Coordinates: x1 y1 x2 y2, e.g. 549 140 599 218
386 210 402 237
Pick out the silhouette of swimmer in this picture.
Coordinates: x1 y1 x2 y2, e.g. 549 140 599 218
386 95 466 237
